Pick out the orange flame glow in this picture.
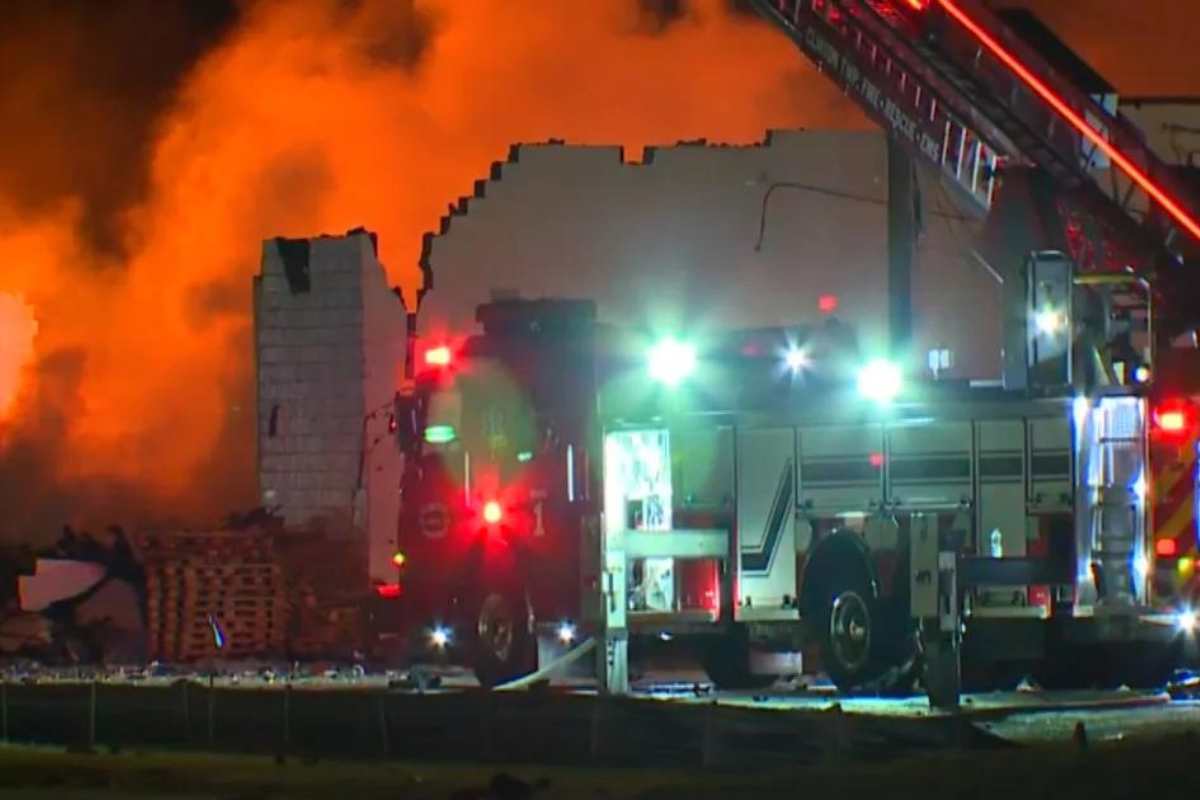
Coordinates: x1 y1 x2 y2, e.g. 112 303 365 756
0 293 37 421
0 0 866 528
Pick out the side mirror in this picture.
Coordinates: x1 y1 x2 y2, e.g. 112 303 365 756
393 394 422 452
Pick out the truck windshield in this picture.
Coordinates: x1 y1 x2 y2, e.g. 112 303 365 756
460 357 538 483
423 356 539 488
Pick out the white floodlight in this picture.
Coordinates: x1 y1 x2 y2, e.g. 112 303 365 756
857 358 903 404
648 337 697 387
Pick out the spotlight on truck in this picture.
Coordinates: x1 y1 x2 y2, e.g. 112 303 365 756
1177 609 1197 634
648 337 697 387
857 358 903 405
557 621 577 644
783 346 810 374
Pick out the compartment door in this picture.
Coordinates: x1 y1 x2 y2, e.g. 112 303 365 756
737 427 796 613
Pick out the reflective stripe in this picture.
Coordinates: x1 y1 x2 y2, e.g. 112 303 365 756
1153 432 1199 550
1158 497 1194 543
1156 431 1200 499
1158 465 1190 501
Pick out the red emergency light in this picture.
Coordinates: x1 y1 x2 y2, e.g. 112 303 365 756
375 583 402 599
482 500 504 525
424 345 453 368
902 0 930 10
1153 401 1193 437
1159 410 1187 434
1156 538 1179 558
936 0 1200 245
818 294 839 314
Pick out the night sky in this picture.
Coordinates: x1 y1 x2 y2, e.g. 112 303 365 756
0 0 1193 538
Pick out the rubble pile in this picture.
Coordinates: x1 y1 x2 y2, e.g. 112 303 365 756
1 528 144 664
0 511 373 666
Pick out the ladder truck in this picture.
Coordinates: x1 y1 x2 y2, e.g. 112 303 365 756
388 0 1200 705
745 0 1200 684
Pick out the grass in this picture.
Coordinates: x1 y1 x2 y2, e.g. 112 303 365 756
1 731 1199 799
0 745 689 799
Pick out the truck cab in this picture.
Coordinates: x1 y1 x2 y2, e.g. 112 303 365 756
392 299 599 684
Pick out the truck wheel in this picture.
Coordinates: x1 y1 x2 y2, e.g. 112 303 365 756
811 562 880 690
699 627 776 690
471 587 536 689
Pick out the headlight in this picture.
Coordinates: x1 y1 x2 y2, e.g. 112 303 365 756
430 626 452 648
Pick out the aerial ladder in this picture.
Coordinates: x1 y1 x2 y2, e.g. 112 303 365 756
749 0 1200 303
723 0 1200 703
748 0 1200 239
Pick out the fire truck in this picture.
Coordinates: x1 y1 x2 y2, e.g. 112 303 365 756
388 0 1200 705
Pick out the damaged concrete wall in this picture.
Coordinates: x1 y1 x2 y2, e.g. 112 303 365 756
361 241 408 585
418 130 1001 379
419 117 1197 379
254 229 406 584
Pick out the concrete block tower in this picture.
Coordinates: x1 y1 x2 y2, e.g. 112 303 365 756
253 228 406 585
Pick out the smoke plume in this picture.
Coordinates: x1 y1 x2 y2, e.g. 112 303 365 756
0 0 845 539
0 0 1192 540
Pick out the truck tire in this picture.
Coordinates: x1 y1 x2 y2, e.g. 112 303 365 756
810 561 881 690
699 626 776 690
471 585 536 688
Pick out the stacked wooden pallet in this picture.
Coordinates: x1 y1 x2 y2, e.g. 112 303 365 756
137 529 287 662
